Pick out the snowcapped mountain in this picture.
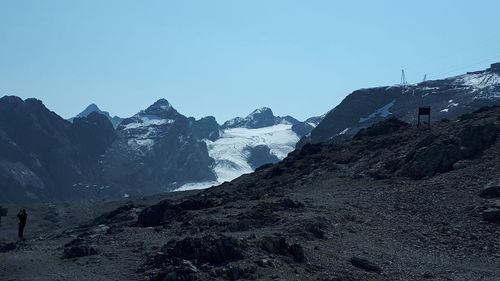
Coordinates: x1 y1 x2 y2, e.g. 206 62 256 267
299 63 500 147
69 103 123 128
222 107 299 129
305 114 326 127
176 108 319 191
101 102 319 194
101 99 216 195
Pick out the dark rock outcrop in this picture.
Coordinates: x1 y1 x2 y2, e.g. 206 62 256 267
245 145 280 170
162 234 245 264
259 236 306 262
399 122 500 179
292 122 315 137
190 116 220 141
137 200 185 227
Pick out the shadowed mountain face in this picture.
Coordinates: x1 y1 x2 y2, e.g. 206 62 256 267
101 99 217 195
299 64 500 147
0 96 117 203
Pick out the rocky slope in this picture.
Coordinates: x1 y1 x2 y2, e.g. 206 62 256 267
1 106 498 281
299 63 500 147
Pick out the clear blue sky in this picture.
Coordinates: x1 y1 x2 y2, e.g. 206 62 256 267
1 1 499 122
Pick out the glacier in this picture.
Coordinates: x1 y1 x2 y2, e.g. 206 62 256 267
175 124 299 191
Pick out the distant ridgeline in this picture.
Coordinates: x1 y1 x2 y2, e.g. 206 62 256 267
298 63 500 148
1 63 499 203
0 97 320 203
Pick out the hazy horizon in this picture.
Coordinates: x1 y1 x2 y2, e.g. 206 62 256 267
1 0 499 122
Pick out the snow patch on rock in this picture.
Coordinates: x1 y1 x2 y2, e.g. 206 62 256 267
458 72 500 89
359 99 396 123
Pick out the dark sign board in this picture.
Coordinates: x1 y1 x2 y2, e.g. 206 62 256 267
418 107 431 115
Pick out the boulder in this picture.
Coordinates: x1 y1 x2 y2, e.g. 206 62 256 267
482 209 500 223
349 257 381 273
259 236 306 263
0 242 17 253
480 186 500 199
63 245 98 259
166 234 245 264
137 200 184 227
289 244 306 262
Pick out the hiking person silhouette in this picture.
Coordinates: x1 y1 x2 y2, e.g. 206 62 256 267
17 209 28 240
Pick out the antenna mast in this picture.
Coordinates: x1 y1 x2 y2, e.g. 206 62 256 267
400 69 408 94
400 70 408 85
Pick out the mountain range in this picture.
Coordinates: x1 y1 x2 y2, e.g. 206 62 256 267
1 63 499 203
0 97 320 203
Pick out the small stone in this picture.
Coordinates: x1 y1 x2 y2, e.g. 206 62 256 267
257 258 274 268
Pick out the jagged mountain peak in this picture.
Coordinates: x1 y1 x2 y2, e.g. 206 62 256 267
70 103 123 128
77 103 106 117
142 98 178 117
148 98 173 109
249 107 274 116
85 103 100 110
0 95 24 104
223 107 299 129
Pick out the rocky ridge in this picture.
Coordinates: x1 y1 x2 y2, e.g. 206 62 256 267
299 63 500 147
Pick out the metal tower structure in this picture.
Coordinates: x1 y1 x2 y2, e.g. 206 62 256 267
400 69 408 85
400 69 408 94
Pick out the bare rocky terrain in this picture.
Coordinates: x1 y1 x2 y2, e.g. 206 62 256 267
1 106 500 281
